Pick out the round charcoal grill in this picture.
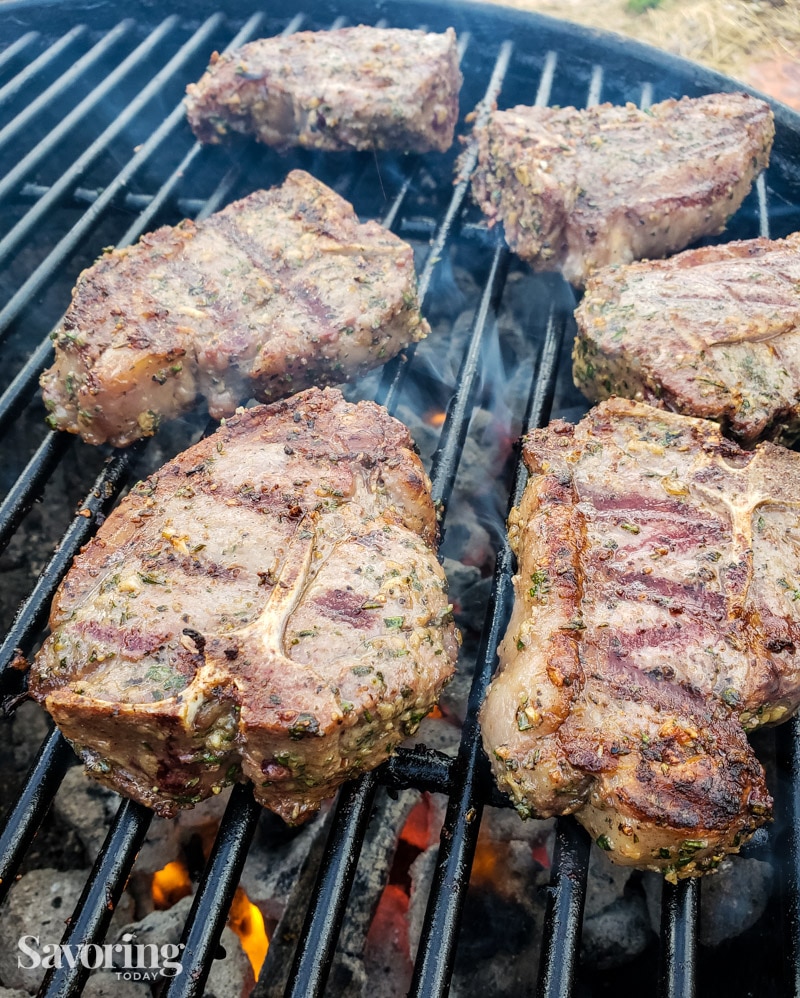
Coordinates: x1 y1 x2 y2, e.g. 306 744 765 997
1 2 800 997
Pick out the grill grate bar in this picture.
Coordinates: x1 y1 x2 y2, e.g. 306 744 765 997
410 302 567 998
165 784 263 998
0 339 53 438
536 818 591 998
778 716 800 994
376 39 513 415
285 773 380 998
757 173 770 239
0 30 39 75
0 728 73 906
0 20 131 153
0 25 83 108
0 430 71 555
0 14 181 250
15 182 208 215
428 240 508 513
535 51 558 107
658 879 699 998
535 818 591 998
0 441 144 693
586 64 603 106
39 799 153 998
381 746 453 796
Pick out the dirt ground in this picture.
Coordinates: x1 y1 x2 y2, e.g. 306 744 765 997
481 0 800 109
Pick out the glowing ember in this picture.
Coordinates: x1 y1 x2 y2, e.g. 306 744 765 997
151 860 192 910
400 794 435 852
229 886 269 979
470 832 503 889
426 409 447 427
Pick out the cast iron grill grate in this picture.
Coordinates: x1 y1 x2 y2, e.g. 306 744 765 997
1 2 800 997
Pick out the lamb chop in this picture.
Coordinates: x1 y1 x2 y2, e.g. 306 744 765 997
30 388 459 824
470 92 774 287
480 398 800 879
574 231 800 446
185 26 462 153
41 170 429 447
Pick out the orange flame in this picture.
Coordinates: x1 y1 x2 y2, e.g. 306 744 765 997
151 860 193 910
229 886 269 979
426 409 447 427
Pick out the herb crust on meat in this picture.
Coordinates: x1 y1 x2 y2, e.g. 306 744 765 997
574 231 800 446
185 26 462 153
41 170 429 447
30 388 459 824
470 92 774 287
480 399 800 879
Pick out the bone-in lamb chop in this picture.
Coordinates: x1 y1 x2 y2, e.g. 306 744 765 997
185 26 462 153
573 231 800 446
30 388 459 824
480 398 800 879
41 170 429 447
470 93 774 287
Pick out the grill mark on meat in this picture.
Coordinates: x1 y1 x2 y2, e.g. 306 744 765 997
206 209 341 343
311 588 376 629
79 622 172 659
579 489 709 520
592 570 728 616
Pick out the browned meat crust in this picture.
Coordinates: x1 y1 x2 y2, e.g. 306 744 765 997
574 231 800 446
40 170 429 447
30 388 459 823
480 399 800 878
185 26 462 153
470 93 774 287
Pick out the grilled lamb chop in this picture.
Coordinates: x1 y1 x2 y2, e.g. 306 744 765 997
574 232 800 446
185 26 462 153
480 398 800 878
471 93 774 287
30 388 458 823
41 170 429 447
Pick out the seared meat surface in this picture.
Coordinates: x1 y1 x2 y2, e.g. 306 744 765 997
471 93 773 287
41 170 428 447
185 26 462 153
574 232 800 446
480 399 800 878
31 388 458 823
